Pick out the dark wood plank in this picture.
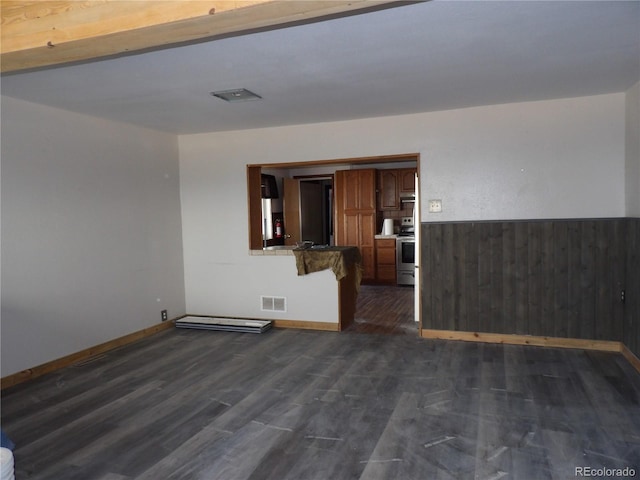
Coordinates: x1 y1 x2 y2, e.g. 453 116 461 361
442 223 455 332
567 220 582 339
477 223 492 332
553 221 569 338
464 223 479 333
453 223 467 332
579 221 597 339
489 222 504 334
595 220 612 340
501 222 516 335
541 221 556 337
432 224 445 331
623 218 640 356
2 328 640 480
527 222 543 336
420 223 432 329
514 222 530 335
603 219 624 341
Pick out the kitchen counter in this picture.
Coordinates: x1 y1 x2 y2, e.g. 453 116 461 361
293 246 361 331
374 234 398 239
258 245 296 255
251 245 361 331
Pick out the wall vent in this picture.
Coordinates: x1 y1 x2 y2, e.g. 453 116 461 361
261 295 287 312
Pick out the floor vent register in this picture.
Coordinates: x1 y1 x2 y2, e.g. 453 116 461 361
175 316 272 334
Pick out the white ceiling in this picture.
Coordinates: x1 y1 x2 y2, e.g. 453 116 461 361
1 1 639 135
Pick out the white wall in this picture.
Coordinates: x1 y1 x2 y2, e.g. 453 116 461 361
178 135 339 322
626 81 640 216
1 96 186 377
179 93 626 320
423 95 625 221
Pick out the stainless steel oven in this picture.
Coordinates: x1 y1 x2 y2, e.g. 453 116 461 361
396 236 415 285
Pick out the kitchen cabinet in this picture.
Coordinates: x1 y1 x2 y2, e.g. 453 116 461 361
335 169 377 282
340 169 376 211
377 169 400 211
399 168 417 193
375 238 396 284
378 168 416 211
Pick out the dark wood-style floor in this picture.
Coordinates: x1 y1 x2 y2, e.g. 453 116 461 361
347 284 417 335
2 326 639 479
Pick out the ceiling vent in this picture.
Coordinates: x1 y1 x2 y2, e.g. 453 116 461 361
210 88 262 102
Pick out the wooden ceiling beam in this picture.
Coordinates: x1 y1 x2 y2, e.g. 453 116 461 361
1 0 404 73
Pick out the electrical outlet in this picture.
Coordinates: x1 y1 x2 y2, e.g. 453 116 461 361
428 199 442 213
161 309 168 321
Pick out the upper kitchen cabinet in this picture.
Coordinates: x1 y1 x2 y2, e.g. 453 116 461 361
399 168 417 193
378 169 400 211
378 168 416 211
335 169 377 281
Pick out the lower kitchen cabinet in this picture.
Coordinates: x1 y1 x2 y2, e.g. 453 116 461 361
342 211 376 281
375 238 396 285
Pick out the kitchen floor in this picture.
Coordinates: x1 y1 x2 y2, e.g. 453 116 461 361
3 328 639 479
347 284 417 335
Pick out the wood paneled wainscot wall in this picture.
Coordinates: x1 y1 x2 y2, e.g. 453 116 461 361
421 218 640 359
625 218 640 358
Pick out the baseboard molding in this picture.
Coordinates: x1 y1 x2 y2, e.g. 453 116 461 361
273 319 340 331
1 319 178 391
4 321 635 390
420 329 640 374
420 329 622 353
621 344 640 374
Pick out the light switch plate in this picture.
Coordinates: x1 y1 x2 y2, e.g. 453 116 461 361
428 199 442 213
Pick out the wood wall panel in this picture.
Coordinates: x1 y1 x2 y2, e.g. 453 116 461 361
513 222 529 335
566 221 582 339
464 223 479 333
452 224 466 331
624 218 640 357
579 222 596 339
553 223 569 338
501 223 516 336
421 219 634 345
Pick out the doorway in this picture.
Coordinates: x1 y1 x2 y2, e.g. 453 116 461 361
346 284 416 335
299 178 333 246
347 169 420 336
248 154 421 335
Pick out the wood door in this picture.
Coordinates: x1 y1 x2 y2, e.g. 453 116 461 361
283 178 301 246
